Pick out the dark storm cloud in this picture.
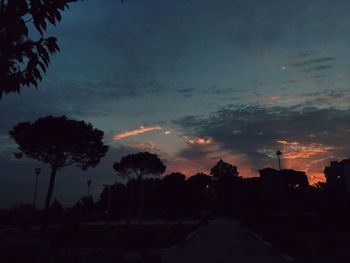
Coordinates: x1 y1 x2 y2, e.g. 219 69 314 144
304 65 333 72
175 105 350 169
290 57 336 67
291 52 314 59
2 0 350 206
2 0 349 120
303 89 346 98
175 87 196 97
177 145 217 160
207 86 238 95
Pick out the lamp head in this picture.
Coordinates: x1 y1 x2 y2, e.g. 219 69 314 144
35 168 41 175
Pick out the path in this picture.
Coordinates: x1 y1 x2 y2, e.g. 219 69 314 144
156 218 290 263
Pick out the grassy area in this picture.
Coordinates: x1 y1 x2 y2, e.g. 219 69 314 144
76 223 199 249
1 222 200 262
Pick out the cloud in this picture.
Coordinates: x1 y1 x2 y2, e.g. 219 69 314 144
113 125 162 140
290 56 336 67
175 105 350 182
167 144 253 177
131 141 157 150
176 87 196 95
187 136 213 145
304 65 333 72
283 143 334 159
287 54 336 75
277 140 300 146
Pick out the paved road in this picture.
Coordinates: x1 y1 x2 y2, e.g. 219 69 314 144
157 218 289 263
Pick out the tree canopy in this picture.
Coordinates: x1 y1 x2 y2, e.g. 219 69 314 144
0 0 124 97
0 0 80 96
113 152 166 179
9 115 108 170
9 115 108 231
210 159 239 180
113 152 166 224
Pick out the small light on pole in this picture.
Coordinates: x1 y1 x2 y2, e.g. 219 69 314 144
33 168 41 209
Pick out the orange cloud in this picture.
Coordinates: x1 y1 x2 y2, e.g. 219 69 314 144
113 125 162 140
284 149 327 159
277 140 300 146
187 137 213 145
258 96 295 106
283 144 334 159
270 141 336 183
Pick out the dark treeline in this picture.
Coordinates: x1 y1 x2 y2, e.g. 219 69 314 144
3 158 350 233
87 161 350 229
3 114 350 237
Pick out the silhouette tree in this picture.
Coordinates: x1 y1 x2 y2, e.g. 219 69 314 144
49 198 64 217
161 172 186 220
113 152 166 224
97 183 127 222
0 0 124 97
210 159 241 213
0 0 78 96
187 172 213 217
210 159 239 180
9 115 108 231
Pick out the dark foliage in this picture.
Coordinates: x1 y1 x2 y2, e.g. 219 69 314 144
0 0 80 96
114 152 166 179
9 115 108 231
210 159 239 179
9 115 108 170
114 152 166 224
0 0 124 97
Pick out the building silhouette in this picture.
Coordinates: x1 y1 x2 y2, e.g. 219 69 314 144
259 168 309 191
325 158 350 193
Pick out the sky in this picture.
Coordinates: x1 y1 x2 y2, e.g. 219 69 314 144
1 0 350 207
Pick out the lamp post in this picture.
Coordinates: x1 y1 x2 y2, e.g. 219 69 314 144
87 180 92 197
276 150 282 171
103 184 113 225
33 168 41 209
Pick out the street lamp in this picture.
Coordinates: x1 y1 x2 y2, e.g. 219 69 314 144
87 180 92 197
276 150 282 171
33 168 41 209
103 184 113 225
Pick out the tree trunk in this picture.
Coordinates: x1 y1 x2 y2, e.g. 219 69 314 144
127 180 134 225
138 179 144 225
41 166 57 233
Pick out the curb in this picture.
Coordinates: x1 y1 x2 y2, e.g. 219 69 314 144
242 225 295 262
152 223 206 252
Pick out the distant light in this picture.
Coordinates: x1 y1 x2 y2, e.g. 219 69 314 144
281 66 286 70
